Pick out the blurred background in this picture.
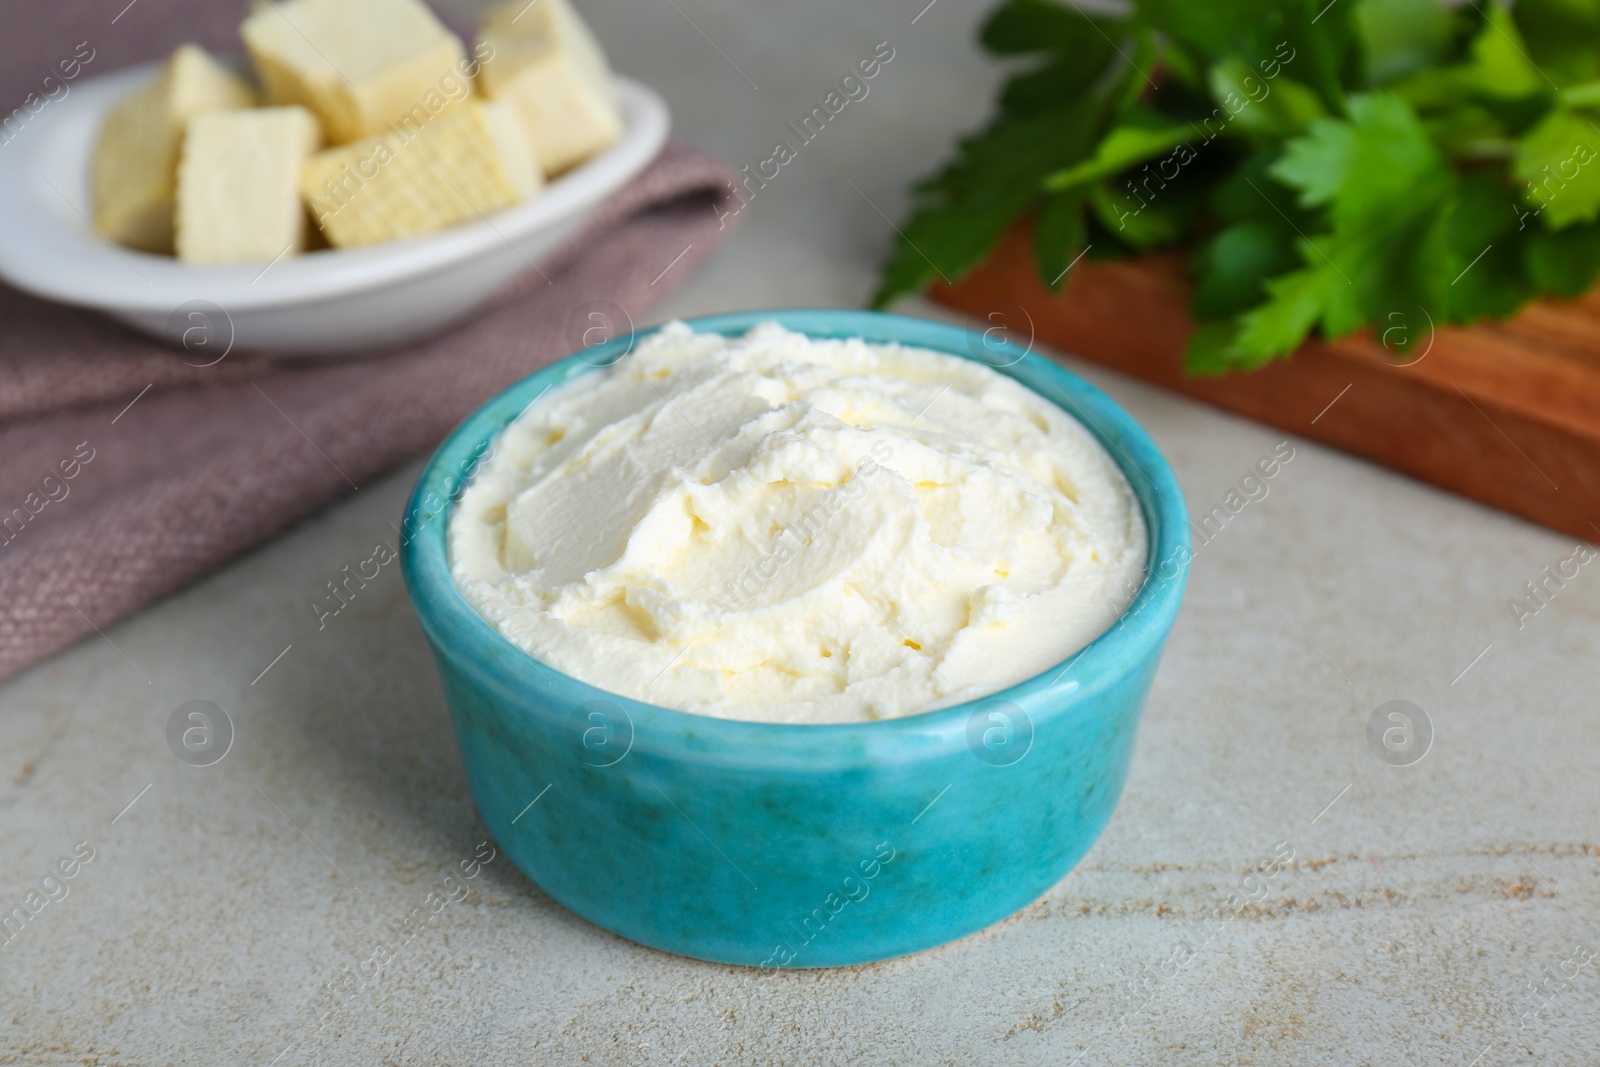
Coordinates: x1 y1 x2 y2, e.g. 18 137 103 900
538 0 1005 314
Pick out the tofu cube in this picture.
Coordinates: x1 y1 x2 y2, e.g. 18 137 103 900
176 106 321 264
300 100 542 247
242 0 470 145
477 0 624 175
91 44 257 253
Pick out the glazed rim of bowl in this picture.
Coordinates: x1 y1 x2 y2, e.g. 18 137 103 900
401 309 1191 770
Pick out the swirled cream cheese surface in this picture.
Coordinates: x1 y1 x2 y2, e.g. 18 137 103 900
449 322 1147 724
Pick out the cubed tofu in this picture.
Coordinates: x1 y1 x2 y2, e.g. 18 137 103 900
176 106 321 264
300 99 542 247
91 44 257 253
242 0 470 145
477 0 623 175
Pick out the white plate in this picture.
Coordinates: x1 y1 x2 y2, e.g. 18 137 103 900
0 60 670 357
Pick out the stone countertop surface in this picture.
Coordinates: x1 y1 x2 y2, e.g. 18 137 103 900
4 1 1599 1063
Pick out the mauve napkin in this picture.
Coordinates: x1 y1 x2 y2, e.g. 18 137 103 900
0 0 741 683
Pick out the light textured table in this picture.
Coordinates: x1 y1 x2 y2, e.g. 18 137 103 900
4 1 1599 1063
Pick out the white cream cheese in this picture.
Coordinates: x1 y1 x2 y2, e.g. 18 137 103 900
449 321 1147 724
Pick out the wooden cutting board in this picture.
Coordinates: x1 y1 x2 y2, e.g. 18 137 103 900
933 227 1600 542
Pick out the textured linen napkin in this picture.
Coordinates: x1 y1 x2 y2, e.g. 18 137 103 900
0 0 741 683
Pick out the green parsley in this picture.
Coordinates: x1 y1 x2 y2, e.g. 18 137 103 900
873 0 1600 373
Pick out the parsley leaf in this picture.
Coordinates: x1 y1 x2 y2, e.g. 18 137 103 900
1463 3 1551 100
1446 172 1536 320
1198 93 1457 369
1207 60 1327 138
1190 220 1301 319
1089 182 1199 249
1033 190 1088 291
1271 93 1455 230
983 0 1123 114
980 0 1124 55
1354 0 1457 84
1043 108 1196 193
871 102 1100 307
879 0 1600 370
1514 0 1600 86
1513 107 1600 227
1231 257 1346 365
1526 219 1600 294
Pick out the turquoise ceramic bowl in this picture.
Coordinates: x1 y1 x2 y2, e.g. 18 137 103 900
401 309 1189 968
